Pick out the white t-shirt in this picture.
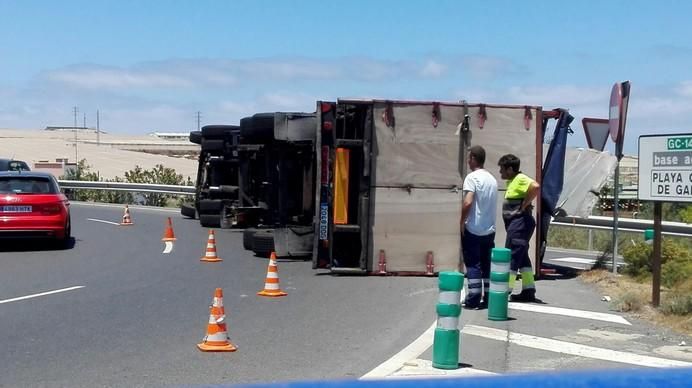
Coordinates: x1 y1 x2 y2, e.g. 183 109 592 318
462 168 498 236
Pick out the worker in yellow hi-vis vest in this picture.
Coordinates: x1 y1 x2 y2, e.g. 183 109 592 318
498 154 540 302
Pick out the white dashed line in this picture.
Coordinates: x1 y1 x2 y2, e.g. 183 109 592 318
0 286 85 305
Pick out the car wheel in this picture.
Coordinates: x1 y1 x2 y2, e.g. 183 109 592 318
59 216 72 249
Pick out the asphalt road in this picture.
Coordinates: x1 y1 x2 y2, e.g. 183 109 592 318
0 203 437 387
2 204 690 387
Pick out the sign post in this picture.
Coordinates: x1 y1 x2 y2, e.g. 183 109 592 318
638 133 692 307
609 81 630 273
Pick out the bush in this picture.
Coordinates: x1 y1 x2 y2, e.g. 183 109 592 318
661 293 692 316
612 290 644 312
662 259 692 289
621 239 691 279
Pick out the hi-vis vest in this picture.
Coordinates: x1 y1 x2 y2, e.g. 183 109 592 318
502 173 533 221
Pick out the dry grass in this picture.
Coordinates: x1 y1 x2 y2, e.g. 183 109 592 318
580 269 692 335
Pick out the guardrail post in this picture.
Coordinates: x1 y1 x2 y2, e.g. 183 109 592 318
432 271 463 369
488 248 511 321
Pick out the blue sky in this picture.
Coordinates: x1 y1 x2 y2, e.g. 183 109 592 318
1 0 691 154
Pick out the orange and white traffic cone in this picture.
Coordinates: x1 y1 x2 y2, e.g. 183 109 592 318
120 205 133 226
257 252 287 297
200 230 222 262
162 217 176 242
197 288 237 352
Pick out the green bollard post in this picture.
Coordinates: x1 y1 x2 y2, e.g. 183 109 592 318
432 271 464 369
488 248 511 321
644 228 654 245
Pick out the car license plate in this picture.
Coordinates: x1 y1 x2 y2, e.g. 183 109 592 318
0 205 32 213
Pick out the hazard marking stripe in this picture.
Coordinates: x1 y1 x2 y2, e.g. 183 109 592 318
0 286 85 304
463 325 692 368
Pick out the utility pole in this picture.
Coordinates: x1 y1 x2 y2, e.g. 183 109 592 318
83 113 86 129
72 107 79 163
96 109 100 146
196 111 202 131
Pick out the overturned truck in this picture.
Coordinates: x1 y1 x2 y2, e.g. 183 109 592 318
313 99 572 275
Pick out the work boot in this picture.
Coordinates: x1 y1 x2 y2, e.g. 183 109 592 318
479 296 488 309
509 289 536 303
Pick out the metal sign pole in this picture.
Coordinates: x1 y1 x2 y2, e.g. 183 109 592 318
652 202 662 307
612 161 619 273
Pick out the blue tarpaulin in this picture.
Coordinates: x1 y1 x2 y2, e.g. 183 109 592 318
539 109 573 262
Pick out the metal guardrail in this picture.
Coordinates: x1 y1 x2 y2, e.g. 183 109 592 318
55 180 692 237
57 180 196 195
552 215 692 237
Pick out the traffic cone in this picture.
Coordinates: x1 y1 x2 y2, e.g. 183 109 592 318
200 230 222 262
120 205 133 226
162 217 177 242
257 252 287 297
197 288 237 352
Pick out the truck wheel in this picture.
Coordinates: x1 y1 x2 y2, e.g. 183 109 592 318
202 125 239 138
201 139 225 152
240 113 275 143
180 203 197 219
199 214 221 228
198 199 223 214
189 131 202 144
252 229 275 257
243 227 257 250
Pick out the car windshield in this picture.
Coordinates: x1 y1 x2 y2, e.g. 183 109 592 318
0 177 55 194
7 161 30 171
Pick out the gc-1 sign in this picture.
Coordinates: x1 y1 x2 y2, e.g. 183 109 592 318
638 134 692 202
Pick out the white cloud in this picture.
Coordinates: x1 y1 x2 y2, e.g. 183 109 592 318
46 67 194 89
420 60 447 78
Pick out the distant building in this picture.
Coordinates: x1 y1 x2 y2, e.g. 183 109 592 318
44 126 106 134
33 159 77 178
149 132 191 141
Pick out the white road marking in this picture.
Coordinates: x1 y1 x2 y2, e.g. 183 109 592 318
463 325 692 368
463 286 630 325
361 321 436 379
0 286 84 305
87 218 120 226
551 257 597 265
73 202 179 213
387 359 496 379
162 241 174 254
508 302 631 325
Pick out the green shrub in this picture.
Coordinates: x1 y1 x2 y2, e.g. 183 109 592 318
662 259 692 288
622 239 691 279
660 293 692 315
612 291 644 312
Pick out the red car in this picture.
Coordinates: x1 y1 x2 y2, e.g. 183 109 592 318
0 171 71 247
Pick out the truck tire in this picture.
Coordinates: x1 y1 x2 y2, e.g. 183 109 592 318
199 214 221 228
202 125 239 138
180 203 197 219
198 199 223 214
243 227 257 250
189 131 202 144
240 113 275 143
201 139 225 152
252 229 275 257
